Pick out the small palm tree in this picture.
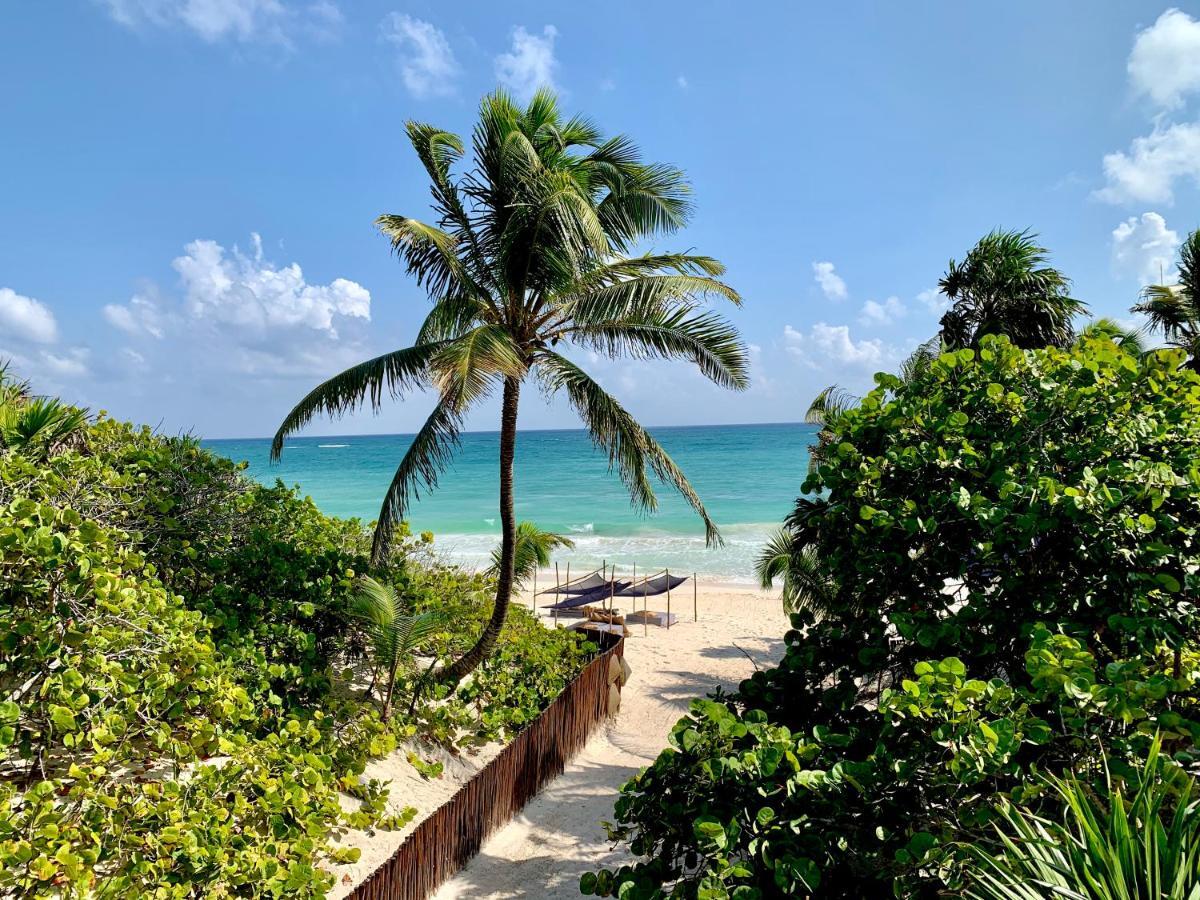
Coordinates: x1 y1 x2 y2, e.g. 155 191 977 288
349 576 443 721
0 395 88 459
754 525 835 615
938 229 1085 350
274 90 747 684
967 737 1200 899
1132 227 1200 372
1077 316 1147 356
488 521 574 589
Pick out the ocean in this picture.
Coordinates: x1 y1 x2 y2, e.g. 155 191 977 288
203 422 817 582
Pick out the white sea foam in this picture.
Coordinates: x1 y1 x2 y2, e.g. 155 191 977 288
317 444 349 448
424 522 773 583
568 522 595 534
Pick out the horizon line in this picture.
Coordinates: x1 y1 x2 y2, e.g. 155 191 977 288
204 419 812 443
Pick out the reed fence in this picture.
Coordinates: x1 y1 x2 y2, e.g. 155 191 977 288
347 630 626 900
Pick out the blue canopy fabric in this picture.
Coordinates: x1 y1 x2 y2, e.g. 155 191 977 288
536 570 608 595
542 580 631 611
616 573 689 598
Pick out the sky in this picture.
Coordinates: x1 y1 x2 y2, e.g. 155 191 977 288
2 2 1199 439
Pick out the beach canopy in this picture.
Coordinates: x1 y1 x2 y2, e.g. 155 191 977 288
617 572 689 598
536 570 610 595
542 581 631 611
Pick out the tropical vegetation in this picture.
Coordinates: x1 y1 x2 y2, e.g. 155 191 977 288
1134 227 1200 371
273 89 747 687
585 334 1200 898
0 367 596 898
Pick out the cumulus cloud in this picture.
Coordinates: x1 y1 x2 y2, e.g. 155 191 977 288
917 288 947 314
381 13 457 99
1128 8 1200 110
676 75 689 89
495 25 559 99
1096 120 1200 205
811 261 847 301
783 322 887 369
97 0 337 45
1112 212 1179 284
859 296 907 327
103 233 371 377
0 288 58 344
103 292 166 338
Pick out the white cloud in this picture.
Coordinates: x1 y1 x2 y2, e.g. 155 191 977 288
859 296 907 327
811 261 847 301
495 25 559 99
41 348 91 378
102 233 371 378
676 75 688 89
0 288 59 344
917 288 947 314
783 322 886 369
97 0 336 45
1112 212 1179 284
103 292 166 338
1095 120 1200 205
381 14 458 99
1128 8 1200 110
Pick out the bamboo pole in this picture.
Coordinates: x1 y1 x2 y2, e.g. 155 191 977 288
554 562 562 629
693 572 697 622
666 568 671 630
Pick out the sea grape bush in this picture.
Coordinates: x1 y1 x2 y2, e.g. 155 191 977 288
0 383 591 897
584 336 1200 897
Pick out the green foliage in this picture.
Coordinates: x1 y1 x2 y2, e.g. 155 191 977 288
585 336 1200 898
488 521 575 587
1133 227 1200 372
349 575 443 720
938 228 1085 350
0 372 593 896
967 736 1200 899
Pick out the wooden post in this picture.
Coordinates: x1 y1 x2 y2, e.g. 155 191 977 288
532 566 538 612
666 568 671 630
608 566 615 617
693 572 697 622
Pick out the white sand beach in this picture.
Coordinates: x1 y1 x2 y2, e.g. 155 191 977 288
432 579 787 899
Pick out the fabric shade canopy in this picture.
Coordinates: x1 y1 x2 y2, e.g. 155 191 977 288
536 570 610 596
542 581 631 611
617 573 689 598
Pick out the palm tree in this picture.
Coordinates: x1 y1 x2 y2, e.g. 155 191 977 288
348 576 443 721
755 526 835 615
1132 228 1200 372
938 229 1085 350
1077 317 1147 356
488 521 574 589
273 90 747 684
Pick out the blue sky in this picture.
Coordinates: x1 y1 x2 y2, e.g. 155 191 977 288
2 2 1198 438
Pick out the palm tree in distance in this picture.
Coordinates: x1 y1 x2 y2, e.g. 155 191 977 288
1077 317 1146 357
1132 227 1200 371
273 90 747 684
938 229 1085 350
488 521 575 589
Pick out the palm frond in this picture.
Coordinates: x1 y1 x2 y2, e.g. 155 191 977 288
566 309 749 390
488 521 575 586
805 385 858 427
372 397 466 565
754 528 837 616
428 325 527 405
271 343 440 461
536 350 722 546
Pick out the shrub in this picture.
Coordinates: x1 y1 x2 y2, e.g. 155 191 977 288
584 337 1200 898
0 378 593 896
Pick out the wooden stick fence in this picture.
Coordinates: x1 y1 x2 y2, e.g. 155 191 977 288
347 631 625 900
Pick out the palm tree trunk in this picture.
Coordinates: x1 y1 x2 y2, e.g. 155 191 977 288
442 376 521 685
382 655 400 721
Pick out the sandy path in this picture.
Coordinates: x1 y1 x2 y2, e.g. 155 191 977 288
432 583 787 899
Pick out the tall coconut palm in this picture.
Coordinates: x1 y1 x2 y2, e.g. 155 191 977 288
938 229 1085 350
1132 227 1200 371
273 90 747 684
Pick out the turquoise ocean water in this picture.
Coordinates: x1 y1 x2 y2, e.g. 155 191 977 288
204 423 817 582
